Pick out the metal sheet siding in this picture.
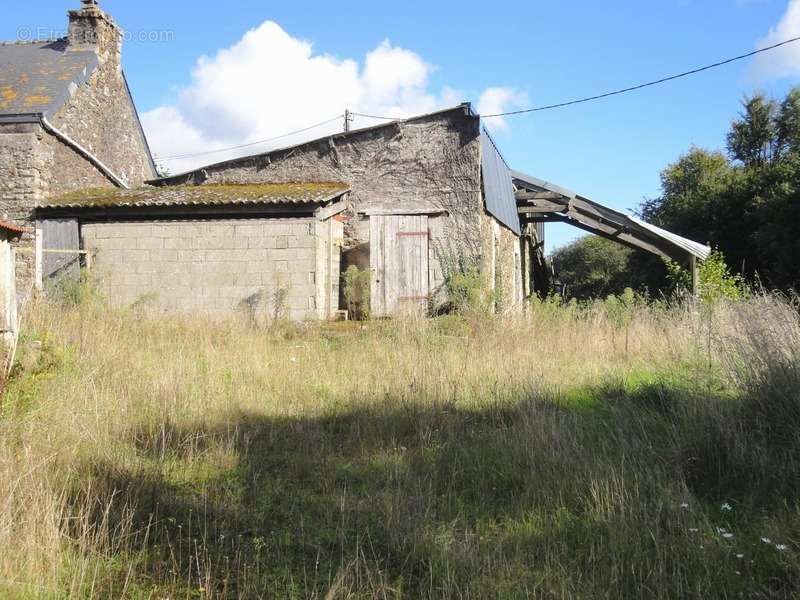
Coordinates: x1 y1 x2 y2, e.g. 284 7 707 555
481 130 521 235
40 219 80 281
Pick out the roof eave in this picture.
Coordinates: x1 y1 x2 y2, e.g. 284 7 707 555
0 113 43 124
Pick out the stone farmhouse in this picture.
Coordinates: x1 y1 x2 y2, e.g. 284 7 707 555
0 0 155 289
4 1 711 323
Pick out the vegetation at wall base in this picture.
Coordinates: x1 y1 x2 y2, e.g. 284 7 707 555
1 290 800 598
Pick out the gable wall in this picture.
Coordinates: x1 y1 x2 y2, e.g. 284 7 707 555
169 111 487 302
50 62 155 188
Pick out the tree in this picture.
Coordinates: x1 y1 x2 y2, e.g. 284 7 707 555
640 148 732 245
639 88 800 290
777 88 800 156
551 236 661 300
727 94 779 167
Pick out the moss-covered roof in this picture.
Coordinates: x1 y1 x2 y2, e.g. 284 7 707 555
45 182 351 210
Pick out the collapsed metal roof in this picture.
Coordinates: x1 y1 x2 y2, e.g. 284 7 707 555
512 170 711 263
43 182 351 210
0 40 98 122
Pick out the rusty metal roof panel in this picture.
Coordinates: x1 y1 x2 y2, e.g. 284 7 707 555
481 130 521 235
0 39 98 119
43 182 351 210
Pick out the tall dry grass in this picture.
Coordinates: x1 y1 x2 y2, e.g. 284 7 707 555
0 293 798 598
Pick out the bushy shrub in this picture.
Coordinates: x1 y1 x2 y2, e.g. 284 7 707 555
343 266 371 320
666 250 745 303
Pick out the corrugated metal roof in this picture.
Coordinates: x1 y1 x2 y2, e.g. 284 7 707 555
0 40 98 119
481 130 521 235
512 170 711 261
44 183 351 209
629 216 711 261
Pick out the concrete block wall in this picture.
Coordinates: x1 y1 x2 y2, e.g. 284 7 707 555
82 218 327 321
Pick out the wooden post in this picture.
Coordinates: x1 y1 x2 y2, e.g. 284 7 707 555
344 109 353 133
690 255 699 298
34 222 43 292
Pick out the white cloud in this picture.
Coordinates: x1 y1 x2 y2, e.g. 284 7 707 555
752 0 800 80
477 87 530 131
142 22 527 173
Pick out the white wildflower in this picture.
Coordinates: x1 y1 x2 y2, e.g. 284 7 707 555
761 538 772 544
776 544 788 551
680 503 690 509
689 528 699 533
736 554 744 559
723 533 734 539
721 502 733 511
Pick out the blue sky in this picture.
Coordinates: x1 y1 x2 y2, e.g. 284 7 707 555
3 0 799 251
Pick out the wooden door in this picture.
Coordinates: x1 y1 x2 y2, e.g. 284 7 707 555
370 215 430 317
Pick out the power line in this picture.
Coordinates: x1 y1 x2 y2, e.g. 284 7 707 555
155 115 344 161
482 35 800 118
153 35 800 161
350 111 397 121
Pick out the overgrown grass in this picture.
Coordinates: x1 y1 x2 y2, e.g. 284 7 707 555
1 293 799 598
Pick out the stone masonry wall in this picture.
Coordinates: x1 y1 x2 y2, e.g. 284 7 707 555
82 218 322 321
0 122 113 290
0 124 44 288
165 110 485 301
50 62 155 188
479 211 524 313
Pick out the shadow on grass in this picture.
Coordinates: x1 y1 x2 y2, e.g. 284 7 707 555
69 382 800 599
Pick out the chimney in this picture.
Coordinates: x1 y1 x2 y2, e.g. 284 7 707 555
67 0 122 66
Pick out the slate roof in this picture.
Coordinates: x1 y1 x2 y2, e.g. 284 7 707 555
44 182 351 209
0 39 99 121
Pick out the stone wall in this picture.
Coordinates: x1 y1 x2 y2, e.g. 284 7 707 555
0 124 42 222
164 109 486 304
82 218 331 321
50 62 155 189
0 124 44 288
479 211 524 313
0 121 115 290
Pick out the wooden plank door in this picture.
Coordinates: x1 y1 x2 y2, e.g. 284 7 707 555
370 215 430 317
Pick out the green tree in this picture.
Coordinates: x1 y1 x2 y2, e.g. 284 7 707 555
777 88 800 155
727 94 779 167
551 236 661 300
639 88 800 290
640 148 732 245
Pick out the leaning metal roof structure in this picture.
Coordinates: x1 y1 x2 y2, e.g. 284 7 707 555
512 170 711 263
